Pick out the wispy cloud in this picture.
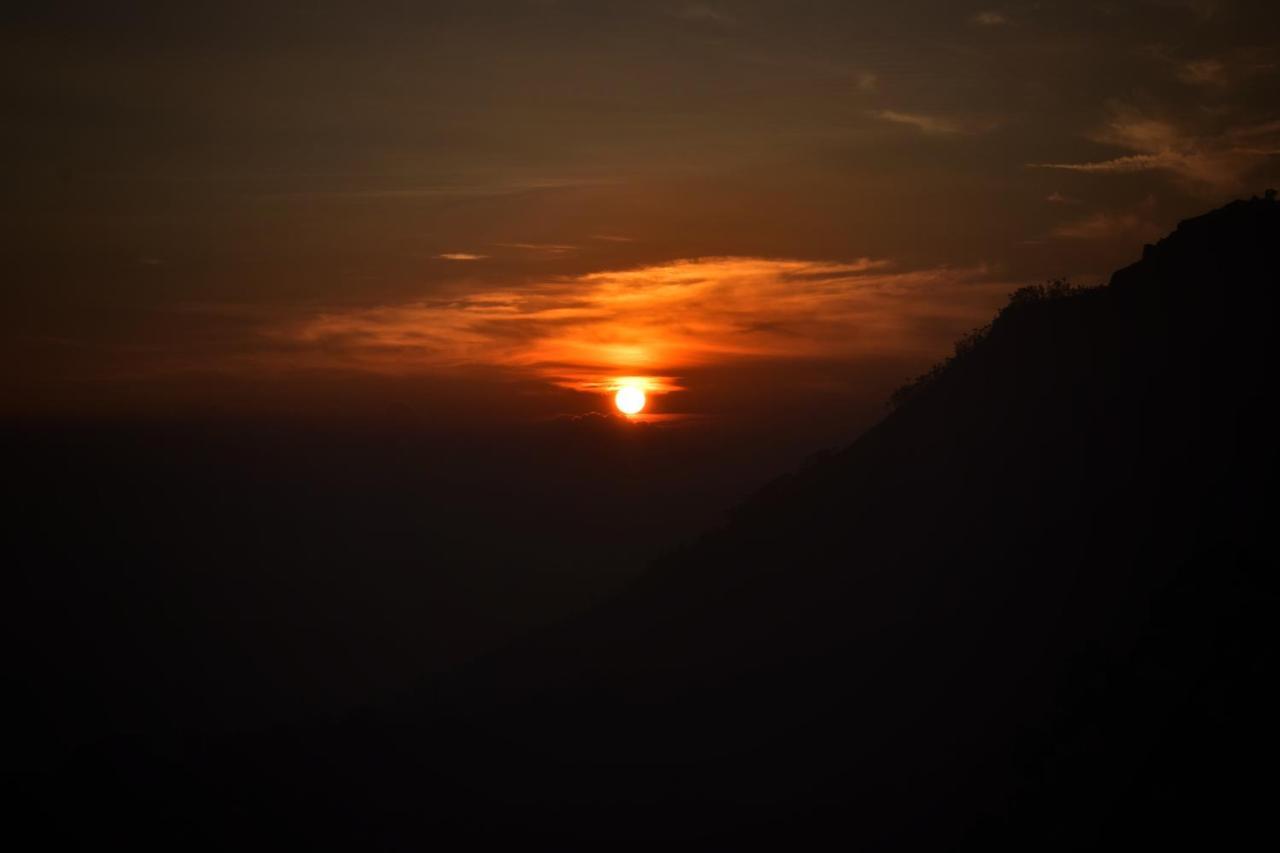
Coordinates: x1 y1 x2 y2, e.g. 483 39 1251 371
1178 58 1227 86
274 258 1009 395
256 178 607 202
1050 211 1160 241
675 4 735 27
1029 106 1280 191
437 253 487 261
496 242 579 255
1047 195 1162 241
874 110 968 135
971 11 1009 26
1142 43 1278 89
1033 154 1173 175
1157 0 1219 20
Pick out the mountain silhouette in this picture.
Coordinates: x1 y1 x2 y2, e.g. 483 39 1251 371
16 194 1279 849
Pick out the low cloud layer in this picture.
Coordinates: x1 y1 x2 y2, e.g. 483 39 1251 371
277 258 1011 403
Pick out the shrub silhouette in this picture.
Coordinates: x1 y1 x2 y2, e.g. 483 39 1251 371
889 278 1088 408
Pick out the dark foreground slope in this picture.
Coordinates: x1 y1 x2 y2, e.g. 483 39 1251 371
17 195 1280 849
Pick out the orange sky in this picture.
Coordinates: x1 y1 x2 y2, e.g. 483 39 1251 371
274 257 1010 412
4 2 1278 424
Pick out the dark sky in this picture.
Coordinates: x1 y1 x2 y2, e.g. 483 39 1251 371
5 1 1279 422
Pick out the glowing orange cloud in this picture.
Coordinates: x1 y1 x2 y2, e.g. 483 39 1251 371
277 257 1010 400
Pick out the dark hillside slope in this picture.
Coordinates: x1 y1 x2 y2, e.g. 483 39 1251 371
20 195 1279 849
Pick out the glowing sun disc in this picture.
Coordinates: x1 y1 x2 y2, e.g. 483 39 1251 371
615 385 646 415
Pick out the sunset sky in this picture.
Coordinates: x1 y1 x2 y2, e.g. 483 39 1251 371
5 1 1279 424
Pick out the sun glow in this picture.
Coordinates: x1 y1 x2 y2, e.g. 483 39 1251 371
282 257 1009 409
614 384 647 415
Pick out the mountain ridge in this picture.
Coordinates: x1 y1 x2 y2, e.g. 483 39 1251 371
19 193 1280 849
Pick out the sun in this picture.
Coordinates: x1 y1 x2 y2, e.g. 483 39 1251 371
614 384 646 416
